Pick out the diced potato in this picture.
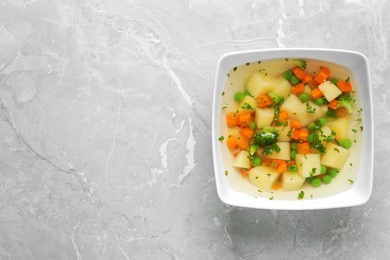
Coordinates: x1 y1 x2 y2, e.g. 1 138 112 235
295 101 326 126
282 171 306 191
265 142 290 161
318 81 342 102
249 166 280 191
274 124 291 142
255 108 274 128
280 94 303 116
296 153 321 178
327 116 349 141
237 95 258 112
269 77 292 100
320 105 328 114
319 125 333 144
233 150 251 168
321 143 351 170
246 72 279 98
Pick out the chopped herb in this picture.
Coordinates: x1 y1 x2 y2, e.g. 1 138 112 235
310 194 313 199
246 63 250 66
348 179 354 184
352 128 357 133
297 191 305 200
269 196 274 200
258 61 261 64
350 163 353 166
354 139 357 143
227 73 230 77
355 118 362 122
222 103 228 110
306 102 316 114
225 170 228 176
241 102 253 110
267 174 271 177
334 148 340 153
233 67 237 71
222 91 225 96
360 126 364 131
345 77 350 83
257 189 263 193
219 136 224 141
358 108 363 113
285 58 289 61
255 176 258 179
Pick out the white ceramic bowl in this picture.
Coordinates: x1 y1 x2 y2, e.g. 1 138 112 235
211 48 373 210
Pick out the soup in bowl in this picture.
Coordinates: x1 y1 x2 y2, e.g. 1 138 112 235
212 49 373 210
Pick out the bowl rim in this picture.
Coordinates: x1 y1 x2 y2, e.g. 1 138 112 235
211 48 374 210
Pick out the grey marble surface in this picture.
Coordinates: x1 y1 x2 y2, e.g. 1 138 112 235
0 0 388 259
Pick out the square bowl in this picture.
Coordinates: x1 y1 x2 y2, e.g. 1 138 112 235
211 48 373 210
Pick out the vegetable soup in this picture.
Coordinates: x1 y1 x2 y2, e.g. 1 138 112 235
219 58 363 200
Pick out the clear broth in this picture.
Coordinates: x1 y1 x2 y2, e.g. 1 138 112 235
220 58 363 200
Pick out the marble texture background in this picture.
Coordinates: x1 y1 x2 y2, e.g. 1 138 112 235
0 0 388 259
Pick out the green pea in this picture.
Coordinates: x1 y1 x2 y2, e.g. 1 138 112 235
299 93 310 103
322 175 332 184
311 177 321 187
307 122 317 131
291 150 296 160
328 168 339 178
288 165 297 172
317 118 327 126
290 142 297 150
290 75 300 85
321 165 327 175
243 89 251 96
283 70 294 80
314 97 325 106
234 92 245 102
331 78 338 85
307 133 314 143
252 156 262 167
340 138 352 149
249 120 256 130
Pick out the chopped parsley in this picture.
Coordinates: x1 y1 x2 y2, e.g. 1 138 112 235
297 191 305 200
269 196 274 200
225 170 228 176
241 102 253 110
352 128 357 133
219 136 224 141
233 67 237 71
222 103 228 110
306 102 316 114
348 179 354 184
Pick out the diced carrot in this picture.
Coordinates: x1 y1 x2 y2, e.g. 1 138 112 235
226 135 237 150
226 112 240 127
238 110 251 127
236 136 249 150
239 127 254 139
302 74 313 84
290 128 300 140
256 94 272 107
290 83 305 94
240 168 250 177
336 107 348 118
278 110 289 123
313 67 330 85
310 87 323 99
328 99 338 110
292 66 306 80
272 182 282 191
261 159 272 167
297 142 311 154
277 160 287 173
298 129 309 141
290 119 301 129
336 78 352 92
